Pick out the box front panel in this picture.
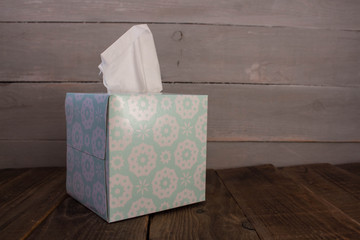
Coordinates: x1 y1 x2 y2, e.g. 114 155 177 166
108 94 207 222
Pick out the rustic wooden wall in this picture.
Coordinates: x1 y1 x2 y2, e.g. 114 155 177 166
1 1 360 168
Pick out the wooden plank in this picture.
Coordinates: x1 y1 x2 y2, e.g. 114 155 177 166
149 170 259 240
0 168 66 240
0 168 30 187
27 196 148 240
1 23 360 86
1 1 360 30
337 163 360 176
1 83 360 142
280 164 360 222
217 165 360 239
2 141 360 169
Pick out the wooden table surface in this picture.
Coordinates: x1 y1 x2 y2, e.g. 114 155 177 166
1 163 360 240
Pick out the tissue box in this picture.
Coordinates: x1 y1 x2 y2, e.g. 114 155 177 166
65 93 207 222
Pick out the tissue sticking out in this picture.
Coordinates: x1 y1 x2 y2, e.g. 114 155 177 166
98 24 163 94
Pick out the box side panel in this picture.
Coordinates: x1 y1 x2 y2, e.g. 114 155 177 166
66 146 108 221
107 94 207 222
65 93 109 160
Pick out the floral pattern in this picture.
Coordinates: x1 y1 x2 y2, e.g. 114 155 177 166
81 152 95 182
160 151 171 164
161 97 172 110
173 189 197 207
153 114 179 147
109 116 133 151
91 127 106 158
194 162 206 191
81 97 95 130
152 167 178 199
92 182 106 216
175 140 199 170
110 174 133 208
66 145 107 220
110 154 124 170
128 197 156 218
175 95 199 119
65 96 74 125
71 122 83 150
72 171 84 201
195 114 207 143
128 95 157 121
128 143 157 177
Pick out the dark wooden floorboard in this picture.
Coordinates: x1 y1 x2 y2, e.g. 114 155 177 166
0 168 66 240
337 162 360 176
281 164 360 222
0 168 31 188
27 197 148 240
217 165 360 239
1 165 360 239
149 170 259 240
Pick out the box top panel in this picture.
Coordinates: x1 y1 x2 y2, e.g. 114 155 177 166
65 93 109 159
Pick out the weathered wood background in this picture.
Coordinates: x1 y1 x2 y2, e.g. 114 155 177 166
1 1 360 168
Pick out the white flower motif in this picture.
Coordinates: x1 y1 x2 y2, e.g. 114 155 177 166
128 143 157 177
159 201 170 211
161 97 172 110
128 197 156 218
110 211 125 222
128 95 157 121
175 96 199 119
136 123 151 140
153 114 179 147
194 162 206 191
195 113 207 143
110 154 124 170
136 179 149 195
110 96 125 112
152 167 178 199
173 189 197 207
109 116 133 151
174 139 199 170
160 151 171 164
181 122 193 136
180 172 191 186
109 174 133 208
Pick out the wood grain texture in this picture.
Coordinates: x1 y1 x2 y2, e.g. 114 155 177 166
149 170 259 240
2 141 360 169
1 83 360 142
0 168 66 240
1 1 360 30
280 164 360 222
217 165 360 239
27 197 148 240
0 168 30 187
337 163 360 176
1 23 360 86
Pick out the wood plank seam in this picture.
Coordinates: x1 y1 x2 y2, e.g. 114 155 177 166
214 170 262 239
21 194 68 240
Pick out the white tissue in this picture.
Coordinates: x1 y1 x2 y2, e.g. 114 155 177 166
98 24 163 94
